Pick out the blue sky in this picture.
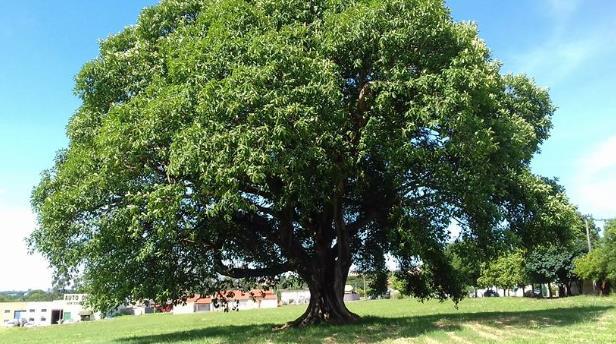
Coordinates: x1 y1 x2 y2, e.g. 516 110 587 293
0 0 614 290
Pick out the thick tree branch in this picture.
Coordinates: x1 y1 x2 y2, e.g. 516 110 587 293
347 210 377 237
217 262 291 279
278 204 313 274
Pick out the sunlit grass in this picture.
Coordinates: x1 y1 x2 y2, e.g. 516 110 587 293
2 296 615 343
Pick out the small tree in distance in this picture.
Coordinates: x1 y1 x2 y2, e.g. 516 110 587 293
478 250 526 296
575 249 610 295
575 219 616 295
498 250 527 296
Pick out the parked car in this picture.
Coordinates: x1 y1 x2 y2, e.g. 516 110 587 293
4 319 19 327
483 289 500 297
3 319 32 327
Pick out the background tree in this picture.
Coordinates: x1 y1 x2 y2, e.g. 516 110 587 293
525 247 558 298
0 290 64 302
346 272 388 298
477 250 526 296
522 211 591 298
496 250 527 296
477 262 500 293
551 248 583 297
367 270 389 298
29 0 574 326
525 245 582 298
575 248 609 295
575 219 616 295
389 274 407 297
447 240 482 297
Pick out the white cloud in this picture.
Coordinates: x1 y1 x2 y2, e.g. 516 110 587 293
510 31 613 86
545 0 581 20
572 135 616 218
506 1 615 86
512 30 616 86
0 206 53 291
580 135 616 175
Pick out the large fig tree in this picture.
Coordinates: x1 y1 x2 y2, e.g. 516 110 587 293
30 0 576 326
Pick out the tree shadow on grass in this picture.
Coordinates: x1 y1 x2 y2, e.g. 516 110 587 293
114 305 613 344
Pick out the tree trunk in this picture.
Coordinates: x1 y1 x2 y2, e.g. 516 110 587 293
599 281 609 296
275 192 361 328
547 283 552 298
287 271 360 327
577 280 583 295
522 285 525 297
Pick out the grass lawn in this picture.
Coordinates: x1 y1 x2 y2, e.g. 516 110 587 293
1 296 615 343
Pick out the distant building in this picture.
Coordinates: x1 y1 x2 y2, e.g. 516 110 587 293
279 285 360 305
0 294 100 327
0 293 156 327
279 290 311 305
470 281 595 298
173 290 278 315
343 285 360 301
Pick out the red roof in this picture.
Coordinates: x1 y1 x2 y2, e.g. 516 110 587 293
185 290 276 304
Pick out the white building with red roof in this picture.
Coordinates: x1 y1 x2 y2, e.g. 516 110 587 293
172 290 278 314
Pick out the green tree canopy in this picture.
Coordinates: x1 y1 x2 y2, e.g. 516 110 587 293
477 262 499 291
527 244 587 297
30 0 575 326
497 250 527 292
477 249 526 295
445 240 482 296
575 248 609 294
575 219 616 295
522 211 595 297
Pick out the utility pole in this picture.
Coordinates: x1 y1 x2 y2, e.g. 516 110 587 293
585 216 596 295
585 217 592 252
